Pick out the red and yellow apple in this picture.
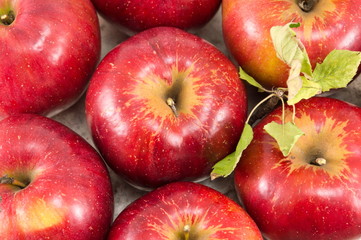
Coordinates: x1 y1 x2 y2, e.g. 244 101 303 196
0 114 113 239
90 0 221 33
222 0 361 88
85 27 248 189
234 97 361 240
0 0 100 119
108 181 263 239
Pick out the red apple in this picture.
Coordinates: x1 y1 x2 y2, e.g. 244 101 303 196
90 0 221 33
234 97 361 240
0 114 113 239
0 0 100 120
108 181 263 239
85 26 248 189
222 0 361 88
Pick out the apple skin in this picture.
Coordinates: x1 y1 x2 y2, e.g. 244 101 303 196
90 0 221 33
0 0 100 120
108 181 263 239
0 114 114 239
234 97 361 240
85 26 248 189
222 0 361 88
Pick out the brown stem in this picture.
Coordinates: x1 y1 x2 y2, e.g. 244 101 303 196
311 157 327 166
0 10 15 25
297 0 320 12
0 175 27 189
166 97 178 117
248 95 281 125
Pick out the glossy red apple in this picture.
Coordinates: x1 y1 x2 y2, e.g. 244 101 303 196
85 26 247 189
0 114 113 239
0 0 100 120
91 0 221 33
234 97 361 240
108 181 262 239
222 0 361 88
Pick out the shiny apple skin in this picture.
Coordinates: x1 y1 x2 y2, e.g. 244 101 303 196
0 0 100 119
222 0 361 88
234 97 361 240
108 181 263 239
90 0 221 33
0 114 114 239
85 27 247 189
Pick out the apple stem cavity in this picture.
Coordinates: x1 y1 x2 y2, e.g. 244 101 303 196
0 175 27 189
166 97 179 117
297 0 319 12
0 10 15 26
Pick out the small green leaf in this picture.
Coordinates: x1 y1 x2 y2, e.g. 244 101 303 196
270 23 313 77
239 67 266 91
264 121 304 156
211 123 253 179
287 76 322 105
289 22 301 28
313 50 361 92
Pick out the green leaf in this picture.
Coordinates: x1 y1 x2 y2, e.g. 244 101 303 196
287 76 322 105
211 124 253 179
239 67 266 91
286 60 303 101
264 121 304 156
270 23 313 77
313 50 361 92
289 22 301 28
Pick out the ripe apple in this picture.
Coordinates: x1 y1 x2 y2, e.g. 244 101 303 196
108 181 263 239
222 0 361 88
0 114 114 239
90 0 221 33
0 0 100 120
85 26 248 189
234 97 361 240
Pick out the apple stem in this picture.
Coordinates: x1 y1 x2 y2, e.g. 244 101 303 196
166 97 178 117
0 10 15 26
297 0 319 12
246 93 280 125
311 157 327 166
183 224 190 240
0 175 27 189
249 95 280 125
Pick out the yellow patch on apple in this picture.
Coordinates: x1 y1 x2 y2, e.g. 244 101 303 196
148 204 239 240
277 0 337 42
128 63 203 120
17 198 65 232
273 109 353 181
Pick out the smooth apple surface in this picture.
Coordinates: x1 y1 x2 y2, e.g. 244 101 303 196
234 97 361 240
0 0 100 119
91 0 221 33
0 114 113 239
108 181 263 239
85 27 247 189
222 0 361 88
